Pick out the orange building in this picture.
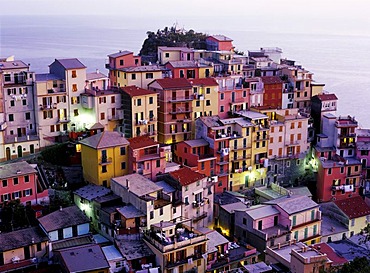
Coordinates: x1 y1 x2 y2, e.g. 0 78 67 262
106 51 141 87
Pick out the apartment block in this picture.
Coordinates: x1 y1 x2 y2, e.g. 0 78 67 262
79 131 129 187
0 58 38 161
148 78 193 144
120 85 158 140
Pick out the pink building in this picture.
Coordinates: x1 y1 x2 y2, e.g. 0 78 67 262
128 135 166 181
165 61 201 79
356 129 370 180
206 35 234 51
0 161 48 205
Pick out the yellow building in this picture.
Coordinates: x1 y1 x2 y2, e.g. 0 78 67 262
79 131 129 187
236 111 270 187
0 227 49 272
120 86 158 141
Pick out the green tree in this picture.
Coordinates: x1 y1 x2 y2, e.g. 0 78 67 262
340 257 370 273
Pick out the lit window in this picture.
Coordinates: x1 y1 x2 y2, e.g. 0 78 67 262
72 84 77 92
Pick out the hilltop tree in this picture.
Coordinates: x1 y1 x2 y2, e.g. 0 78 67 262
139 25 208 63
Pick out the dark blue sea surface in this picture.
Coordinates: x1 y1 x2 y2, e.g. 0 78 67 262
1 15 370 127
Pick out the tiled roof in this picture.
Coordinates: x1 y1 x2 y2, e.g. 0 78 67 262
111 174 162 197
57 244 109 272
73 184 111 201
265 195 319 215
167 61 199 68
121 85 156 97
190 78 218 86
38 206 90 232
313 243 348 266
0 161 36 179
158 46 192 52
334 196 370 219
86 71 107 81
152 78 192 89
0 60 29 70
261 76 283 84
183 139 209 147
169 167 206 186
79 131 129 149
317 93 338 101
53 58 86 69
108 50 133 58
128 135 158 150
0 226 48 252
208 35 233 41
116 205 145 219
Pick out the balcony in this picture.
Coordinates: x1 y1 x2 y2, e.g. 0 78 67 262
233 144 252 150
332 184 354 192
285 140 301 146
193 212 207 222
166 253 203 269
99 156 112 165
253 135 269 142
169 107 192 114
57 117 70 124
40 103 57 110
168 96 193 103
218 170 229 177
136 119 149 125
108 111 124 121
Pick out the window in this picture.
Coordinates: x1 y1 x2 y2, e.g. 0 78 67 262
294 231 299 240
201 162 205 170
150 211 154 219
311 210 315 221
37 243 42 252
4 74 11 82
258 220 262 230
156 160 160 168
146 73 153 79
74 109 79 116
220 106 224 112
102 166 107 173
149 97 153 104
243 218 247 225
196 101 200 107
72 84 77 92
304 227 308 239
111 96 115 103
14 178 19 185
292 215 296 226
131 73 136 80
328 168 332 175
10 100 15 107
71 70 77 78
100 113 105 120
2 180 7 187
121 162 126 170
185 186 189 191
220 93 224 100
160 208 163 215
137 98 142 106
351 219 355 226
184 196 189 205
206 100 211 106
298 122 302 128
206 88 211 94
9 114 14 122
120 147 126 155
165 53 170 58
50 125 55 132
120 59 124 66
25 112 31 120
22 99 27 106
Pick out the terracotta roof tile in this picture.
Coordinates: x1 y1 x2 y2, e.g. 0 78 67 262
261 76 283 84
79 131 129 149
334 196 370 219
128 135 158 150
190 78 218 86
121 85 156 97
317 93 338 101
153 78 192 89
312 243 347 266
169 167 206 186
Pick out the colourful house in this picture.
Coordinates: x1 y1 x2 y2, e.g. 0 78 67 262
0 226 49 272
206 35 234 51
356 129 370 181
0 161 48 206
165 60 213 79
265 195 322 245
79 131 129 187
128 135 166 181
148 78 193 144
261 76 283 109
120 85 158 140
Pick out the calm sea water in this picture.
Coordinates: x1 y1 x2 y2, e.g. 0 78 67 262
1 15 370 127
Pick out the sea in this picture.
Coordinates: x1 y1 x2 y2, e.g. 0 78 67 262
1 15 370 127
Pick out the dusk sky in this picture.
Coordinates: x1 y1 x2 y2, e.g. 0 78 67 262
1 0 369 36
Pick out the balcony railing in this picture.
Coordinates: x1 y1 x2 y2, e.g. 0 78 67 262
40 103 57 110
99 156 112 165
169 107 192 114
193 212 208 222
168 96 193 102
